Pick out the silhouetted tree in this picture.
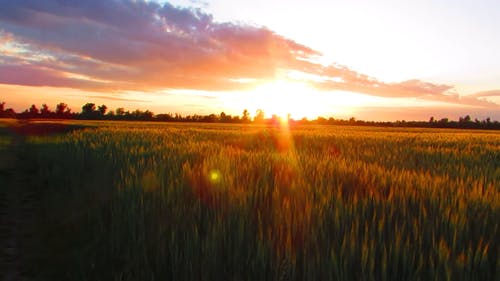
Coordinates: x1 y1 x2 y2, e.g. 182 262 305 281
142 110 154 120
220 111 232 122
115 107 125 116
3 108 16 118
1 99 500 128
56 102 69 116
459 115 472 123
82 103 96 114
0 102 16 118
81 103 98 119
254 109 265 123
40 104 52 117
232 115 241 123
242 109 250 123
439 118 449 124
29 104 39 116
202 114 217 123
98 104 107 116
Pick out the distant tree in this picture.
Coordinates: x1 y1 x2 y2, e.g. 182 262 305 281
0 102 15 118
98 104 107 116
317 116 327 124
82 103 96 114
123 109 154 120
439 117 449 124
429 116 435 123
142 110 154 120
459 115 471 123
81 103 97 119
156 113 174 121
130 109 142 119
56 102 69 115
219 111 232 123
203 113 217 123
254 109 265 123
242 109 250 123
2 108 16 118
115 107 125 116
29 104 39 115
40 104 51 117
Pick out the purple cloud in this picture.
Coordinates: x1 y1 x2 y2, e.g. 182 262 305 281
0 0 323 93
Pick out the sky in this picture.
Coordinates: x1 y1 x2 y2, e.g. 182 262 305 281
1 0 499 121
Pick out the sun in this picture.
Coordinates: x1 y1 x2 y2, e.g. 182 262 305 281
223 79 367 120
245 80 331 120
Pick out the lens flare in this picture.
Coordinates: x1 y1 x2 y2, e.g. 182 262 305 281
209 169 221 182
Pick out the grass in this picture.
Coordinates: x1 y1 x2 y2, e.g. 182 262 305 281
4 120 499 280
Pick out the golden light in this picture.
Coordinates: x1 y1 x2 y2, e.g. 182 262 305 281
251 80 322 119
224 80 370 120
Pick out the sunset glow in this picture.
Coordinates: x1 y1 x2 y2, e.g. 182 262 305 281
226 81 335 120
0 0 499 120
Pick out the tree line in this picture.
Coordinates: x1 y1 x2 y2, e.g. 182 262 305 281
0 101 499 129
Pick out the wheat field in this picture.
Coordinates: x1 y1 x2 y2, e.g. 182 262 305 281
5 121 498 280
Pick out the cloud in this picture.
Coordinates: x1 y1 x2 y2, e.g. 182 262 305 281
468 90 500 97
86 95 151 103
0 0 318 92
311 64 499 107
0 30 13 45
0 0 497 109
0 64 110 89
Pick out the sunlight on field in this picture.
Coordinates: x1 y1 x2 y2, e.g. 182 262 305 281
23 122 500 280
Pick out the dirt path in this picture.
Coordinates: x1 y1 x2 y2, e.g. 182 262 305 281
0 134 34 281
0 121 89 280
0 132 39 281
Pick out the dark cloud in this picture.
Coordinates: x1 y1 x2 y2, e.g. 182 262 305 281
0 0 497 109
